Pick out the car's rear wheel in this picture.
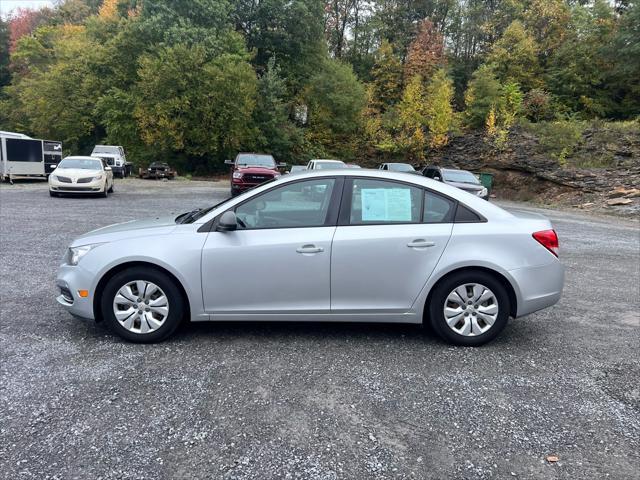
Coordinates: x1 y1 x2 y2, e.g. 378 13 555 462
100 267 185 343
429 271 510 346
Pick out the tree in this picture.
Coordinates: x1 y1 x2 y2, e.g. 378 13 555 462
254 57 301 161
369 40 402 113
464 65 504 129
404 19 445 83
397 75 428 161
424 69 454 148
303 59 366 158
486 20 542 92
134 45 257 167
0 19 10 87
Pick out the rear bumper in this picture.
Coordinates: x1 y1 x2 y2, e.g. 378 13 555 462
510 260 565 317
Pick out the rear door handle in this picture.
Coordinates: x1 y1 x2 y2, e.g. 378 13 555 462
296 244 324 254
407 239 436 248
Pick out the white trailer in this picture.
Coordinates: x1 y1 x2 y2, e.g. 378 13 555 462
0 131 62 182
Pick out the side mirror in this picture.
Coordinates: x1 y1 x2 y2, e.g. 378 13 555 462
277 162 287 168
224 159 234 165
105 166 112 171
51 165 57 170
217 211 238 231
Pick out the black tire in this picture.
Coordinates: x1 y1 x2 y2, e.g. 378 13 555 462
108 182 114 193
429 270 510 346
101 184 109 198
100 267 185 343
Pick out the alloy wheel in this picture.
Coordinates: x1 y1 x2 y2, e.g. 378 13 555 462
112 280 169 334
443 283 499 336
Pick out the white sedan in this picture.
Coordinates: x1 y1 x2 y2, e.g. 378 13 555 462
49 156 114 197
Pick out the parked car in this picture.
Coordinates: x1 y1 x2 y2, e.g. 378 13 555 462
346 164 362 169
49 156 114 197
91 145 131 178
379 163 418 174
307 159 347 170
56 169 564 346
423 166 489 200
140 162 177 180
288 165 307 174
225 153 284 196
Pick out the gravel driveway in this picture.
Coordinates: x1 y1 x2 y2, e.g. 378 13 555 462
1 178 638 479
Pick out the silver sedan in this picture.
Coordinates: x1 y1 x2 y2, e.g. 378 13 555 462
56 170 564 346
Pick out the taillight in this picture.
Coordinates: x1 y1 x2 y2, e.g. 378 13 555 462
532 229 559 257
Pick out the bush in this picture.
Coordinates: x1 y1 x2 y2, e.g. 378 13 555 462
523 89 555 122
520 119 586 165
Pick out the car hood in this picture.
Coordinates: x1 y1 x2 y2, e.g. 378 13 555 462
445 180 484 192
71 215 178 246
235 166 277 174
53 168 102 177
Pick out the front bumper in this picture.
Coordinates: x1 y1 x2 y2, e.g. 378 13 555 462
55 264 96 320
50 177 104 193
510 260 565 317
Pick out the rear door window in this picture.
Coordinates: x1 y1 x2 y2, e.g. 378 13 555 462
349 178 422 224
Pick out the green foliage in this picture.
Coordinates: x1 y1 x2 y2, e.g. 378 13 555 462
0 19 10 87
520 119 586 165
397 75 428 161
134 45 256 167
486 20 542 92
303 60 366 158
464 65 504 129
424 69 454 148
523 89 555 122
369 40 403 113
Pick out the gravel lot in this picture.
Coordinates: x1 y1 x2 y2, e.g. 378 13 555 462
1 178 638 479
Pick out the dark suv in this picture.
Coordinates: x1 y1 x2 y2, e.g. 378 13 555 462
422 166 489 200
225 153 283 196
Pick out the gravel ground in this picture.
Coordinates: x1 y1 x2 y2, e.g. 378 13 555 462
1 178 638 480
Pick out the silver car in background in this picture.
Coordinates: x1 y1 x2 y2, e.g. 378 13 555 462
56 170 564 346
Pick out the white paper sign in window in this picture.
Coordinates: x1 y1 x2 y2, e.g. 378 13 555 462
361 188 412 222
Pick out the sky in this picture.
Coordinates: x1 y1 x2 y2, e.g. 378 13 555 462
0 0 54 19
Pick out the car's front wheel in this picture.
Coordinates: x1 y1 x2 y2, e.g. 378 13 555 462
429 271 510 346
100 267 185 343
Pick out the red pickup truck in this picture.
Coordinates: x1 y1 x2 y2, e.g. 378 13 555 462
225 153 283 196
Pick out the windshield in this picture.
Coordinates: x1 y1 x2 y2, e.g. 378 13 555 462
92 146 119 154
389 163 415 172
443 170 480 184
58 158 103 170
236 154 275 168
315 161 346 170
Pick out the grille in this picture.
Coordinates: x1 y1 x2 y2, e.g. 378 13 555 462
56 176 72 183
57 187 97 192
244 174 272 184
77 177 94 183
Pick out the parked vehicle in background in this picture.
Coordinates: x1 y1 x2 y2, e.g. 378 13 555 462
306 159 347 170
225 153 284 196
56 170 563 346
1 131 62 181
91 145 131 178
379 163 418 174
422 166 489 200
49 156 114 197
346 164 362 169
139 162 177 180
288 165 307 174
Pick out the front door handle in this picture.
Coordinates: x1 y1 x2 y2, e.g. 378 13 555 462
296 244 324 254
407 239 436 248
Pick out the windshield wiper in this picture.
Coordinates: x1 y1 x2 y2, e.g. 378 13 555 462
175 208 202 224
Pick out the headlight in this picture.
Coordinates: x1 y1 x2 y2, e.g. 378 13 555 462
51 175 58 182
66 243 103 266
93 174 104 181
477 187 488 197
232 172 243 179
